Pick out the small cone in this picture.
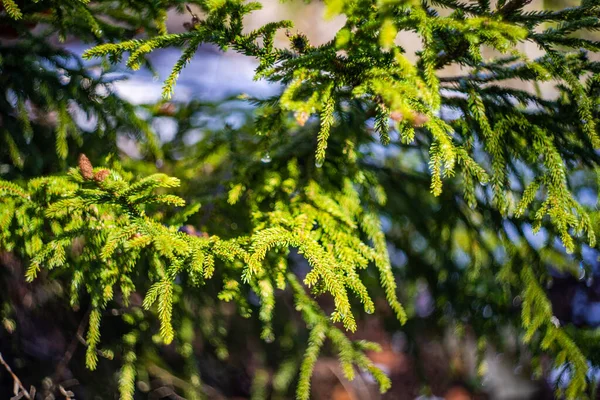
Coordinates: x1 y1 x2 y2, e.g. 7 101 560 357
78 154 94 180
93 169 110 182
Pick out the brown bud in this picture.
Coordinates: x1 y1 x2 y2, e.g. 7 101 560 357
295 111 310 127
93 169 110 182
390 111 429 127
182 225 197 235
390 111 404 122
78 153 94 180
412 112 429 127
157 102 176 116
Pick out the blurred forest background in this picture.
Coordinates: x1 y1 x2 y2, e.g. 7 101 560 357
2 0 600 399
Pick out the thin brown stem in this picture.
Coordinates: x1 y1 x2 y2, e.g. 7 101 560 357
496 0 533 17
0 351 32 399
52 307 91 382
147 363 226 400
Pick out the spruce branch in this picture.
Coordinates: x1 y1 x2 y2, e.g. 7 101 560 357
0 159 406 396
3 0 600 398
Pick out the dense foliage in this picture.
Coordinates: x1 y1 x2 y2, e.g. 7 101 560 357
1 0 600 398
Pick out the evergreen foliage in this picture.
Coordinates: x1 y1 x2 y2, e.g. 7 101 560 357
1 0 600 398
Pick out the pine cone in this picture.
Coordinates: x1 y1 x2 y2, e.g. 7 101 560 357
93 169 110 182
78 154 94 180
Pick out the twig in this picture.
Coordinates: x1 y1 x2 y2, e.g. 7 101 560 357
435 42 471 69
324 362 361 400
496 0 533 17
74 332 112 360
324 360 379 400
53 307 91 382
147 363 226 400
150 386 186 400
58 384 75 399
0 351 32 399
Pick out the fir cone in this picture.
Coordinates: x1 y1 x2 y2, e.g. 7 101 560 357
93 169 110 182
78 154 94 180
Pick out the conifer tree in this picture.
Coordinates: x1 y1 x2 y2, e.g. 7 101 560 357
1 0 600 398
